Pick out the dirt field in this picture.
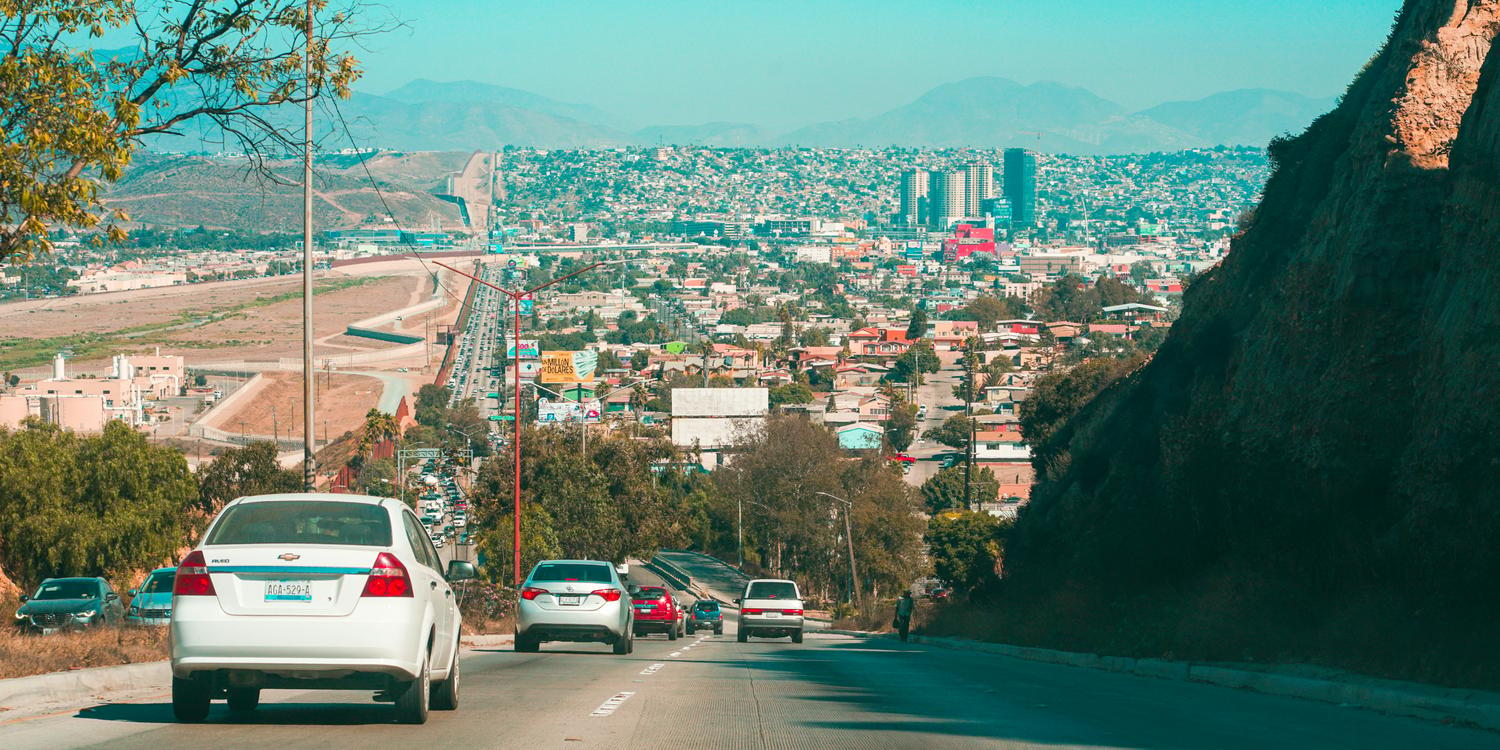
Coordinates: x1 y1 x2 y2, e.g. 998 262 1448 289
0 270 435 375
206 370 384 440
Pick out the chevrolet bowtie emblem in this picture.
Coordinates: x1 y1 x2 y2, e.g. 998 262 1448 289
278 553 301 561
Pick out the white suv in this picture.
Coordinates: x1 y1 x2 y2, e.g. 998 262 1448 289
736 578 805 643
170 493 474 724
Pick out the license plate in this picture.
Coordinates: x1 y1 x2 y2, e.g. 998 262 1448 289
763 611 779 618
265 580 312 601
559 595 581 605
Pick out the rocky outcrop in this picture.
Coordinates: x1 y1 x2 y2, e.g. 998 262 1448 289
1008 0 1500 686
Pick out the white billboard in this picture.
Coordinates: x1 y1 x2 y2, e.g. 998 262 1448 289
670 388 768 418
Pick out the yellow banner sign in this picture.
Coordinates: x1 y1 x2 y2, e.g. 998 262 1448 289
540 350 597 384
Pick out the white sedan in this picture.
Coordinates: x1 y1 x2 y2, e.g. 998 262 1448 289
170 493 474 724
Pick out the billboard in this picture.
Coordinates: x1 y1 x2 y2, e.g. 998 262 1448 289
506 339 540 359
540 350 597 383
519 361 542 379
536 398 603 424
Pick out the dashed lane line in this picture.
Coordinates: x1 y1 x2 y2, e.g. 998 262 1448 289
590 691 635 717
640 663 665 675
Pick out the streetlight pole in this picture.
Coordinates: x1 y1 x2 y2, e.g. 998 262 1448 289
815 491 860 610
432 258 628 585
445 425 480 456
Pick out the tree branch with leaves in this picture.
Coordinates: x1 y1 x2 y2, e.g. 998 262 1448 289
0 0 386 261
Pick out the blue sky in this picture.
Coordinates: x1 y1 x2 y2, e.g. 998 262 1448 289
150 0 1410 130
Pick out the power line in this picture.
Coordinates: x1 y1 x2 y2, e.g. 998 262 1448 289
325 95 478 319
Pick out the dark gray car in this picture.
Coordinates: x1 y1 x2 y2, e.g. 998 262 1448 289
15 577 124 633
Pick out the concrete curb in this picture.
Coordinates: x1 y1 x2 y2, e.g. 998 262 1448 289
0 660 169 712
460 633 515 648
903 634 1500 732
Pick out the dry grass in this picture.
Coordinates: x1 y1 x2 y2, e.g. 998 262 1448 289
461 615 516 637
832 598 939 635
0 624 168 679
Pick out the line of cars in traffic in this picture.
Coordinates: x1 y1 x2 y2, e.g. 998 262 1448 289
415 456 472 551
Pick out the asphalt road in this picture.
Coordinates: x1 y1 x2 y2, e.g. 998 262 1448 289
2 615 1492 750
906 350 965 488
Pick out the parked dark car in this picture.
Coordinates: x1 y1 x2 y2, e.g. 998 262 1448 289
686 600 723 635
15 577 124 633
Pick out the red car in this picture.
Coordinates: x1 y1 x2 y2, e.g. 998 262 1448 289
630 586 685 640
888 453 917 464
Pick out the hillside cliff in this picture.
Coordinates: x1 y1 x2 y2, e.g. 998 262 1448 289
1008 0 1500 685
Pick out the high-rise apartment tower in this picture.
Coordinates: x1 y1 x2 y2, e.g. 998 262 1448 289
963 162 995 218
1003 148 1037 229
929 170 967 230
898 169 929 226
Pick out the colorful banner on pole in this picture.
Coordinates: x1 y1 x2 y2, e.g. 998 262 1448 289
540 350 597 383
507 339 540 359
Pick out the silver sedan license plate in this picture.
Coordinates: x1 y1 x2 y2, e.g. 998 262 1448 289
559 595 581 606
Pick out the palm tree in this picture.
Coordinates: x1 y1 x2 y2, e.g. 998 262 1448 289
357 408 400 457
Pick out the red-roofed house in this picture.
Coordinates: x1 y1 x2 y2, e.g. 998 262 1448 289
847 328 913 358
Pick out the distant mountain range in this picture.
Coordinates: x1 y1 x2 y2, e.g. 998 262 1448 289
144 75 1336 155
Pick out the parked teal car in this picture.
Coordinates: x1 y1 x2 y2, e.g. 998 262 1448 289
125 566 176 626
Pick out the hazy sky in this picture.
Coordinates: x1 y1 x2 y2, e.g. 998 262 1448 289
235 1 1411 130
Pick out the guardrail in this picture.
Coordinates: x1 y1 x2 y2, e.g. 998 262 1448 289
644 556 694 592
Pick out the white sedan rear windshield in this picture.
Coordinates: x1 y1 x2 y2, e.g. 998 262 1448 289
747 581 798 600
206 501 392 546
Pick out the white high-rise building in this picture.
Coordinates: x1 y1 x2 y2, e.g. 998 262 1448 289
929 170 967 230
964 162 995 219
898 169 929 226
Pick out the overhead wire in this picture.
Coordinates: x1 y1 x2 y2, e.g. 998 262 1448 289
324 94 482 320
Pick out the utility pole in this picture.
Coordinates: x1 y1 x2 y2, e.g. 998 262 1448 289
815 492 860 611
300 0 316 491
963 344 976 511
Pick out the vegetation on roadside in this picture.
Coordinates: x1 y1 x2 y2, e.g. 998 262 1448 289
0 421 196 587
0 606 169 680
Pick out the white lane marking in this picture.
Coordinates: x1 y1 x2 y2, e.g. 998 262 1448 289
590 691 635 717
669 651 682 657
640 663 664 675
